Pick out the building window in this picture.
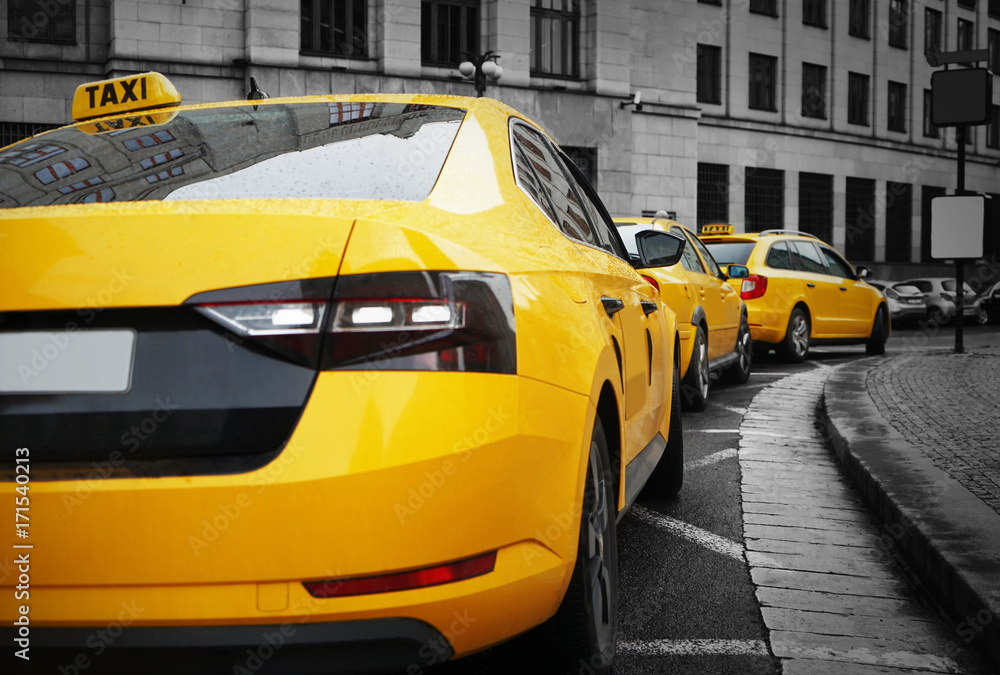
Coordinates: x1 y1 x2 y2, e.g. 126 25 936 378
990 29 1000 73
699 0 723 5
888 0 908 49
958 19 975 54
697 163 729 227
991 0 1000 19
750 0 778 16
925 9 942 54
957 0 977 9
799 172 833 243
697 45 722 104
885 182 912 263
301 0 368 57
803 0 826 28
989 105 1000 150
801 63 827 119
745 168 784 232
921 186 947 263
888 81 907 133
563 146 597 188
923 89 940 139
848 72 869 126
749 54 778 111
0 122 61 148
846 177 876 262
849 0 870 38
8 0 76 43
421 0 479 66
530 0 580 78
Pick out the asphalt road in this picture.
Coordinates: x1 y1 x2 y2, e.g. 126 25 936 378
425 323 1000 675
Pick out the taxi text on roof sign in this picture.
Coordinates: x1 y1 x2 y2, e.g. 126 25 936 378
72 72 181 122
700 223 734 235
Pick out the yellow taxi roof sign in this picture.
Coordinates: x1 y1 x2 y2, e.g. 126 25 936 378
700 223 734 235
72 72 181 122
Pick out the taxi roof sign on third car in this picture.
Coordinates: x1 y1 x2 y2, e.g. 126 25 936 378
700 223 734 235
72 72 181 122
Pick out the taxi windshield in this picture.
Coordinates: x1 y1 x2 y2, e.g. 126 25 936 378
0 101 466 208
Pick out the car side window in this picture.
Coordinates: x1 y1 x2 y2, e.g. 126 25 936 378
685 230 724 276
765 242 793 270
791 241 828 275
819 247 855 278
910 280 931 293
673 226 706 274
510 123 599 248
553 150 629 259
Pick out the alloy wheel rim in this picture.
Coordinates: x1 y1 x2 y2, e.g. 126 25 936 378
586 446 612 643
792 316 808 356
738 329 751 372
698 340 709 397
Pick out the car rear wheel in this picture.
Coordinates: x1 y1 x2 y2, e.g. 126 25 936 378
866 306 888 356
977 308 989 326
555 417 618 674
779 307 810 363
928 306 947 325
681 326 709 412
642 360 684 498
723 315 752 384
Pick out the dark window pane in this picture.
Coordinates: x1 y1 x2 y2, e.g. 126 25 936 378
8 0 77 43
888 81 907 133
849 0 870 38
745 167 784 232
925 9 942 53
846 177 876 261
799 172 833 242
848 72 869 126
885 182 912 263
803 0 826 28
988 105 1000 150
697 162 729 227
750 0 778 16
300 0 368 58
749 53 778 111
697 45 722 104
923 89 940 139
530 0 579 78
802 63 827 119
889 0 908 49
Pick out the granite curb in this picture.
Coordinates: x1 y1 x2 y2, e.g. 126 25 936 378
820 357 1000 673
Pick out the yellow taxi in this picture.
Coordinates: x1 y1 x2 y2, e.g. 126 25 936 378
613 216 751 411
698 225 889 361
0 73 686 673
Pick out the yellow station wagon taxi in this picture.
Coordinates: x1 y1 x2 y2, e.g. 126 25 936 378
613 217 751 411
0 73 686 674
698 225 889 361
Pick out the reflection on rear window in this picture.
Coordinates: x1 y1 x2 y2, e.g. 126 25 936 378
942 280 975 294
704 242 756 265
0 102 466 208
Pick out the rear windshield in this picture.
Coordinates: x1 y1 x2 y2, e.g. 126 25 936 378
703 241 756 265
0 102 466 208
942 280 975 294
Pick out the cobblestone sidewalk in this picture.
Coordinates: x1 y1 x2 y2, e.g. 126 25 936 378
866 346 1000 516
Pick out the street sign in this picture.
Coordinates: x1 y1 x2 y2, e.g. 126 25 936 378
931 68 992 126
931 194 987 259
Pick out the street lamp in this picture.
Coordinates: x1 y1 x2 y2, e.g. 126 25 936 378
459 51 503 98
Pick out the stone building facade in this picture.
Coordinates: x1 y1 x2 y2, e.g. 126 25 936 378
2 0 999 277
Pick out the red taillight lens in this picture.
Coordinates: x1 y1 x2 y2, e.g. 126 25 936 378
187 272 516 374
303 552 497 598
741 274 768 300
641 274 660 292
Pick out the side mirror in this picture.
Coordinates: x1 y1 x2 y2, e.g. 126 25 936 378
727 264 750 279
856 265 872 280
634 230 686 269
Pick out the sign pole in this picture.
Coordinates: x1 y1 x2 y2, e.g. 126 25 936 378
956 125 965 354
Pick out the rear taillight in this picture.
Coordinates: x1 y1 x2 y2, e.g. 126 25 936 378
741 274 768 300
186 272 516 374
641 274 660 292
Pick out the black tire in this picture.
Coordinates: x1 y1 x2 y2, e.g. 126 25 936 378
779 307 810 363
723 314 753 384
977 307 989 326
680 326 709 412
866 306 888 356
642 361 684 498
555 417 618 675
928 306 948 326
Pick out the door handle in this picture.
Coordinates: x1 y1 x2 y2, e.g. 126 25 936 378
601 296 625 317
641 300 658 316
839 287 847 292
807 283 816 288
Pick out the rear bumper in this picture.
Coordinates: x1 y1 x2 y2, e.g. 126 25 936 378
4 618 449 675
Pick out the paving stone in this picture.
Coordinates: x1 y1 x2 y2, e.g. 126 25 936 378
769 631 965 672
745 523 882 548
761 607 943 643
750 568 911 599
755 587 929 620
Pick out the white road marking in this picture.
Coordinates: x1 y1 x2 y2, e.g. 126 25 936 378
694 428 742 434
630 506 745 561
717 404 749 415
619 638 771 657
686 448 738 469
751 372 791 377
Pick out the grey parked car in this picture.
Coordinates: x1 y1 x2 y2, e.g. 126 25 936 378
867 281 927 323
902 277 986 325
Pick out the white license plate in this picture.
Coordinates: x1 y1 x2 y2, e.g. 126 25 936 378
0 330 136 394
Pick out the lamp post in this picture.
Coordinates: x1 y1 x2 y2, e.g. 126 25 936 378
459 51 503 98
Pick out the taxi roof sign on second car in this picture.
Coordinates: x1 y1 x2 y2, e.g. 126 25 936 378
700 223 734 235
72 72 182 122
